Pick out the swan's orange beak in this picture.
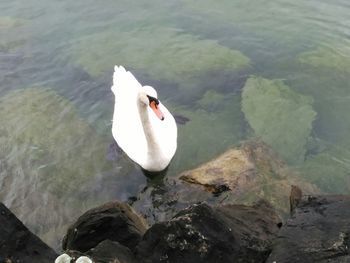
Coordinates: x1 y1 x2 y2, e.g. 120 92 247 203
150 101 164 121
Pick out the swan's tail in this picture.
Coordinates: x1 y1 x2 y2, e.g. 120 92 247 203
111 65 142 94
111 65 126 94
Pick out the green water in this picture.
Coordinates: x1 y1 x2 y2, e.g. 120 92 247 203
1 0 350 249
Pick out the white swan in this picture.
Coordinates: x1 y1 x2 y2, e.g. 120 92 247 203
111 66 177 172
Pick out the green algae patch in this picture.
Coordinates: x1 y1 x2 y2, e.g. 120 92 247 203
197 90 226 112
298 144 350 194
0 16 24 29
0 88 110 198
170 94 246 173
241 77 316 164
0 16 27 52
298 46 350 73
69 27 250 81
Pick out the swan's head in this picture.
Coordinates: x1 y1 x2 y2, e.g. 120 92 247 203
138 86 164 121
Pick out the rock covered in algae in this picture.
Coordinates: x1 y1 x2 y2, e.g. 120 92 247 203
298 45 350 73
289 50 350 149
0 16 27 52
298 142 350 194
0 87 110 197
241 76 317 164
170 93 246 172
179 140 319 216
197 90 226 112
69 27 250 80
0 16 24 29
0 87 113 248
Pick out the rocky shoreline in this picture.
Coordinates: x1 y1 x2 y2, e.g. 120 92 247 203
2 191 350 262
1 141 350 262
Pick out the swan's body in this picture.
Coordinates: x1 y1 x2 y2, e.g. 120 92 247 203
111 66 177 171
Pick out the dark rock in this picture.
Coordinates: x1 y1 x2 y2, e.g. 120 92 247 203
87 240 137 263
267 195 350 263
0 203 58 263
65 240 137 263
136 201 281 263
63 201 148 253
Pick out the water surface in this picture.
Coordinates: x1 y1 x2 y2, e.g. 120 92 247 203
1 0 350 249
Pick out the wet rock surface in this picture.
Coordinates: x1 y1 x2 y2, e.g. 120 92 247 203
267 195 350 263
87 240 137 263
65 240 137 263
131 140 319 226
179 140 319 217
136 201 281 263
0 202 58 263
62 201 148 253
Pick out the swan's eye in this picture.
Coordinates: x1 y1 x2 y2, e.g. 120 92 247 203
148 95 164 120
147 95 159 106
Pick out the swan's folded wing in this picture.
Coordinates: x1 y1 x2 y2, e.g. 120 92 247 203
111 65 147 166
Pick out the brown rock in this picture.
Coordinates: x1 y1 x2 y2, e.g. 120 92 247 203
289 185 302 214
179 140 319 217
62 201 148 253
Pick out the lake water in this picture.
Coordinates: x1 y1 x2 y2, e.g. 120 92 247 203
1 0 350 250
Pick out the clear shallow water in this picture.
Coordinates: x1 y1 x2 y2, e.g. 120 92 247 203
1 0 350 250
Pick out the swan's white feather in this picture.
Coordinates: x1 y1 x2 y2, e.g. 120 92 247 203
112 65 177 171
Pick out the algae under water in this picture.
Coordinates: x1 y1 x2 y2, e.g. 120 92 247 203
1 0 350 250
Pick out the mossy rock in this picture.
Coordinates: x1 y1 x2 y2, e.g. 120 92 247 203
0 87 110 198
297 143 350 194
0 16 26 52
197 90 226 112
170 93 246 173
69 27 250 82
289 52 350 146
241 77 317 164
298 46 350 73
0 16 24 29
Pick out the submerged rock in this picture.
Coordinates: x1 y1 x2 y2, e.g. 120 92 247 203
63 201 148 253
0 203 58 263
69 27 250 80
298 45 350 73
268 195 350 262
136 201 281 263
0 16 24 29
241 76 317 164
179 140 319 217
171 93 246 172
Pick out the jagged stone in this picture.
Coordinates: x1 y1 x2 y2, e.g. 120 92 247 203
268 195 350 262
62 201 148 253
136 202 281 263
0 203 58 263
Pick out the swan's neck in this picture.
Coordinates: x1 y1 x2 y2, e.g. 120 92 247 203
137 101 162 158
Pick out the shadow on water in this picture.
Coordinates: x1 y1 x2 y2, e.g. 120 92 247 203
141 166 169 184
